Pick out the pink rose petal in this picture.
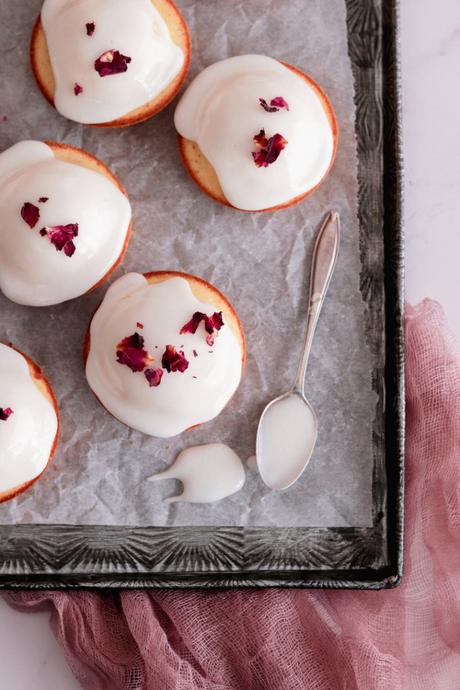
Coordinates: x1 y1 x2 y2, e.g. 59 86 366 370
21 202 40 228
95 50 131 77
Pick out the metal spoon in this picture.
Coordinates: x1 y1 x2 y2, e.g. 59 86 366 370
256 211 340 490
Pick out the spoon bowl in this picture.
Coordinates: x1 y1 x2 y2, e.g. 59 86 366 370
256 391 318 490
256 211 340 490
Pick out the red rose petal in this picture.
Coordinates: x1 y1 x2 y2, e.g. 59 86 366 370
0 407 13 421
38 197 48 203
161 345 189 373
180 311 224 346
259 97 290 112
144 367 163 387
136 322 144 329
116 332 154 373
63 240 76 257
253 129 268 149
21 202 40 228
252 131 288 168
206 311 224 333
270 96 289 110
86 22 95 36
40 223 79 257
74 83 84 96
180 312 207 335
259 98 278 112
95 50 131 77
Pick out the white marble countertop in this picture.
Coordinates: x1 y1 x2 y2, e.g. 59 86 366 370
1 1 459 688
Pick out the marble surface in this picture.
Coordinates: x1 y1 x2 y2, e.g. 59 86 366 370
0 1 459 688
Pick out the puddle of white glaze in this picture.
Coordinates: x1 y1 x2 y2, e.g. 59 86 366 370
147 443 246 503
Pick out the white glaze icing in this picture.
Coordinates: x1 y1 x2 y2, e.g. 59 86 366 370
174 55 335 211
41 0 185 124
256 393 317 490
86 273 243 437
0 141 131 306
148 443 246 503
0 344 58 494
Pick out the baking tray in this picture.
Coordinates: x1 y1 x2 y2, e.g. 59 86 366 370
0 0 404 589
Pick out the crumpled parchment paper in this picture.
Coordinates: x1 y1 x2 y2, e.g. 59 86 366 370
0 0 377 526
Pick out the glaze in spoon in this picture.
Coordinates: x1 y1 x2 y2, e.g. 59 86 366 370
256 211 340 490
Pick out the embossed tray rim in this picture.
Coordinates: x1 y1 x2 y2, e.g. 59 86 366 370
0 0 404 590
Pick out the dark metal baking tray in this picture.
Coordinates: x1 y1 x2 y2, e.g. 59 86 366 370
0 0 404 589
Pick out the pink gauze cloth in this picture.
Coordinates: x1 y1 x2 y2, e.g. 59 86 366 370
4 298 460 690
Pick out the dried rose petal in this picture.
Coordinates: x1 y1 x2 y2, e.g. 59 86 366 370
116 332 154 373
180 311 224 344
180 311 224 347
86 22 95 36
206 312 224 333
136 322 144 329
95 50 131 77
161 345 189 373
144 367 163 387
74 83 84 96
270 96 289 110
0 407 13 421
180 312 206 335
38 197 48 203
252 131 288 168
40 223 79 257
21 202 40 228
253 129 268 149
259 96 290 112
193 349 198 358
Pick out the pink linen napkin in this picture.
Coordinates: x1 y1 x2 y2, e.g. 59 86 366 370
5 299 460 690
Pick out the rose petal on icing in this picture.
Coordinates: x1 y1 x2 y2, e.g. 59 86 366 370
259 97 289 112
116 332 154 373
271 96 289 110
38 197 49 203
74 83 84 96
206 311 224 333
0 407 13 421
259 98 278 112
21 202 40 228
95 50 132 77
136 322 144 329
193 349 198 358
161 345 189 373
63 240 76 257
86 22 95 36
180 312 207 335
40 223 79 257
180 311 224 348
253 129 268 149
144 367 163 387
252 132 288 168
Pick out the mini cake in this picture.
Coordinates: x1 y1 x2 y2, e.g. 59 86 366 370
31 0 191 127
174 54 338 212
0 343 59 503
85 271 245 437
0 140 132 306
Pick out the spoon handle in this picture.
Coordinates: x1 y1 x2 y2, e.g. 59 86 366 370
293 211 340 396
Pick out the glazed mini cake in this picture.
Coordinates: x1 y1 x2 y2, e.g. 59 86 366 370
85 271 245 438
0 140 132 306
174 54 338 212
0 343 59 504
31 0 191 127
